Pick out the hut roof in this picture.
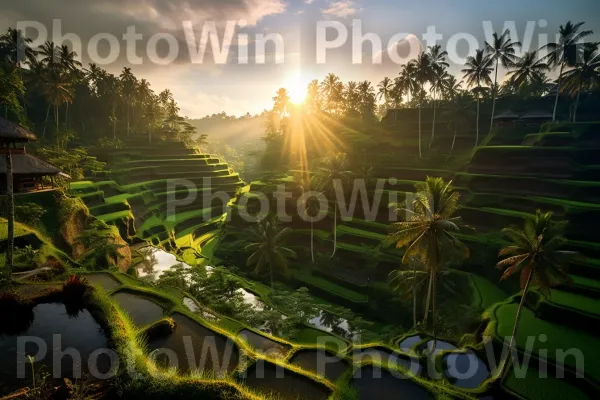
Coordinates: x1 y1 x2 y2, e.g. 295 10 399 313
0 153 70 179
520 110 553 120
0 117 37 142
493 110 520 120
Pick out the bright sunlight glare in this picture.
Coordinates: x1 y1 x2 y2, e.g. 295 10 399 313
284 74 308 104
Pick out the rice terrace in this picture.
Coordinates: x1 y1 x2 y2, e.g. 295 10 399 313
1 1 600 399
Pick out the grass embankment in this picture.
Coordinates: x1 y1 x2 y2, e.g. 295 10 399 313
77 272 359 399
503 366 589 400
293 270 369 304
485 300 600 383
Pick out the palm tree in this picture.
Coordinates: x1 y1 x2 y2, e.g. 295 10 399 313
544 21 594 121
506 51 550 92
561 42 600 122
462 49 493 146
245 217 297 288
315 153 353 258
442 92 472 155
306 79 322 113
39 41 60 69
357 80 376 121
299 191 323 264
120 67 137 136
0 28 37 69
389 258 427 328
388 177 469 351
320 73 343 115
427 45 449 150
343 81 359 116
485 30 521 135
412 53 433 157
377 77 394 108
272 88 290 116
496 210 578 376
58 45 82 71
42 68 74 132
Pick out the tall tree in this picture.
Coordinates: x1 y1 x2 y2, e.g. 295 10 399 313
496 210 578 376
120 67 137 137
245 217 296 288
0 28 36 117
462 49 493 146
272 88 291 116
442 92 472 156
561 42 600 122
320 73 343 115
485 30 521 135
506 51 550 92
388 177 469 353
306 79 322 114
412 53 433 157
427 45 449 150
315 153 352 258
377 77 394 108
357 80 376 121
544 21 594 121
42 68 73 132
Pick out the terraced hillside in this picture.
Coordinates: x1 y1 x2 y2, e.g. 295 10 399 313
70 139 244 254
220 122 600 400
451 122 600 398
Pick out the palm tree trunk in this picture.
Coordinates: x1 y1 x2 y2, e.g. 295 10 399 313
573 85 582 122
489 59 499 135
501 269 534 377
451 127 457 154
418 105 422 158
270 264 274 289
412 265 417 327
5 149 14 280
18 64 28 119
311 220 315 264
55 105 59 131
331 203 337 257
552 64 564 122
127 105 130 137
431 270 438 355
423 268 434 325
429 91 436 150
65 103 69 127
43 105 51 138
476 99 480 146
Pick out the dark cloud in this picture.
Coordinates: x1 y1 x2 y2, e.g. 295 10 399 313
0 0 286 72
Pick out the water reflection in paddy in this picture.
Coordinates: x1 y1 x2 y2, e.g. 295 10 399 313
135 246 192 281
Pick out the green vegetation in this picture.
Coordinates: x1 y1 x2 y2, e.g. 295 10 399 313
2 17 600 400
496 210 578 376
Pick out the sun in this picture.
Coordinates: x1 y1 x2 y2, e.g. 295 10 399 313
285 75 308 104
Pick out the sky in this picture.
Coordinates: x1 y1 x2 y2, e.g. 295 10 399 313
1 0 599 118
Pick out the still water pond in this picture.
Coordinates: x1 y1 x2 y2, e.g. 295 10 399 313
0 303 111 395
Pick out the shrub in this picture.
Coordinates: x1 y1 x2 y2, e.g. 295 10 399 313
96 137 124 150
63 275 89 301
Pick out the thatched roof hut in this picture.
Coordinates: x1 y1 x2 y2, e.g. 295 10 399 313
493 110 520 120
520 110 553 120
0 117 37 144
0 117 70 193
0 153 70 179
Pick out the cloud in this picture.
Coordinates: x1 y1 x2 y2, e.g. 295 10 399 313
94 0 286 28
321 1 358 18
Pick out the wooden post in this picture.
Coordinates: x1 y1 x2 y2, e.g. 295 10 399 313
6 147 14 279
